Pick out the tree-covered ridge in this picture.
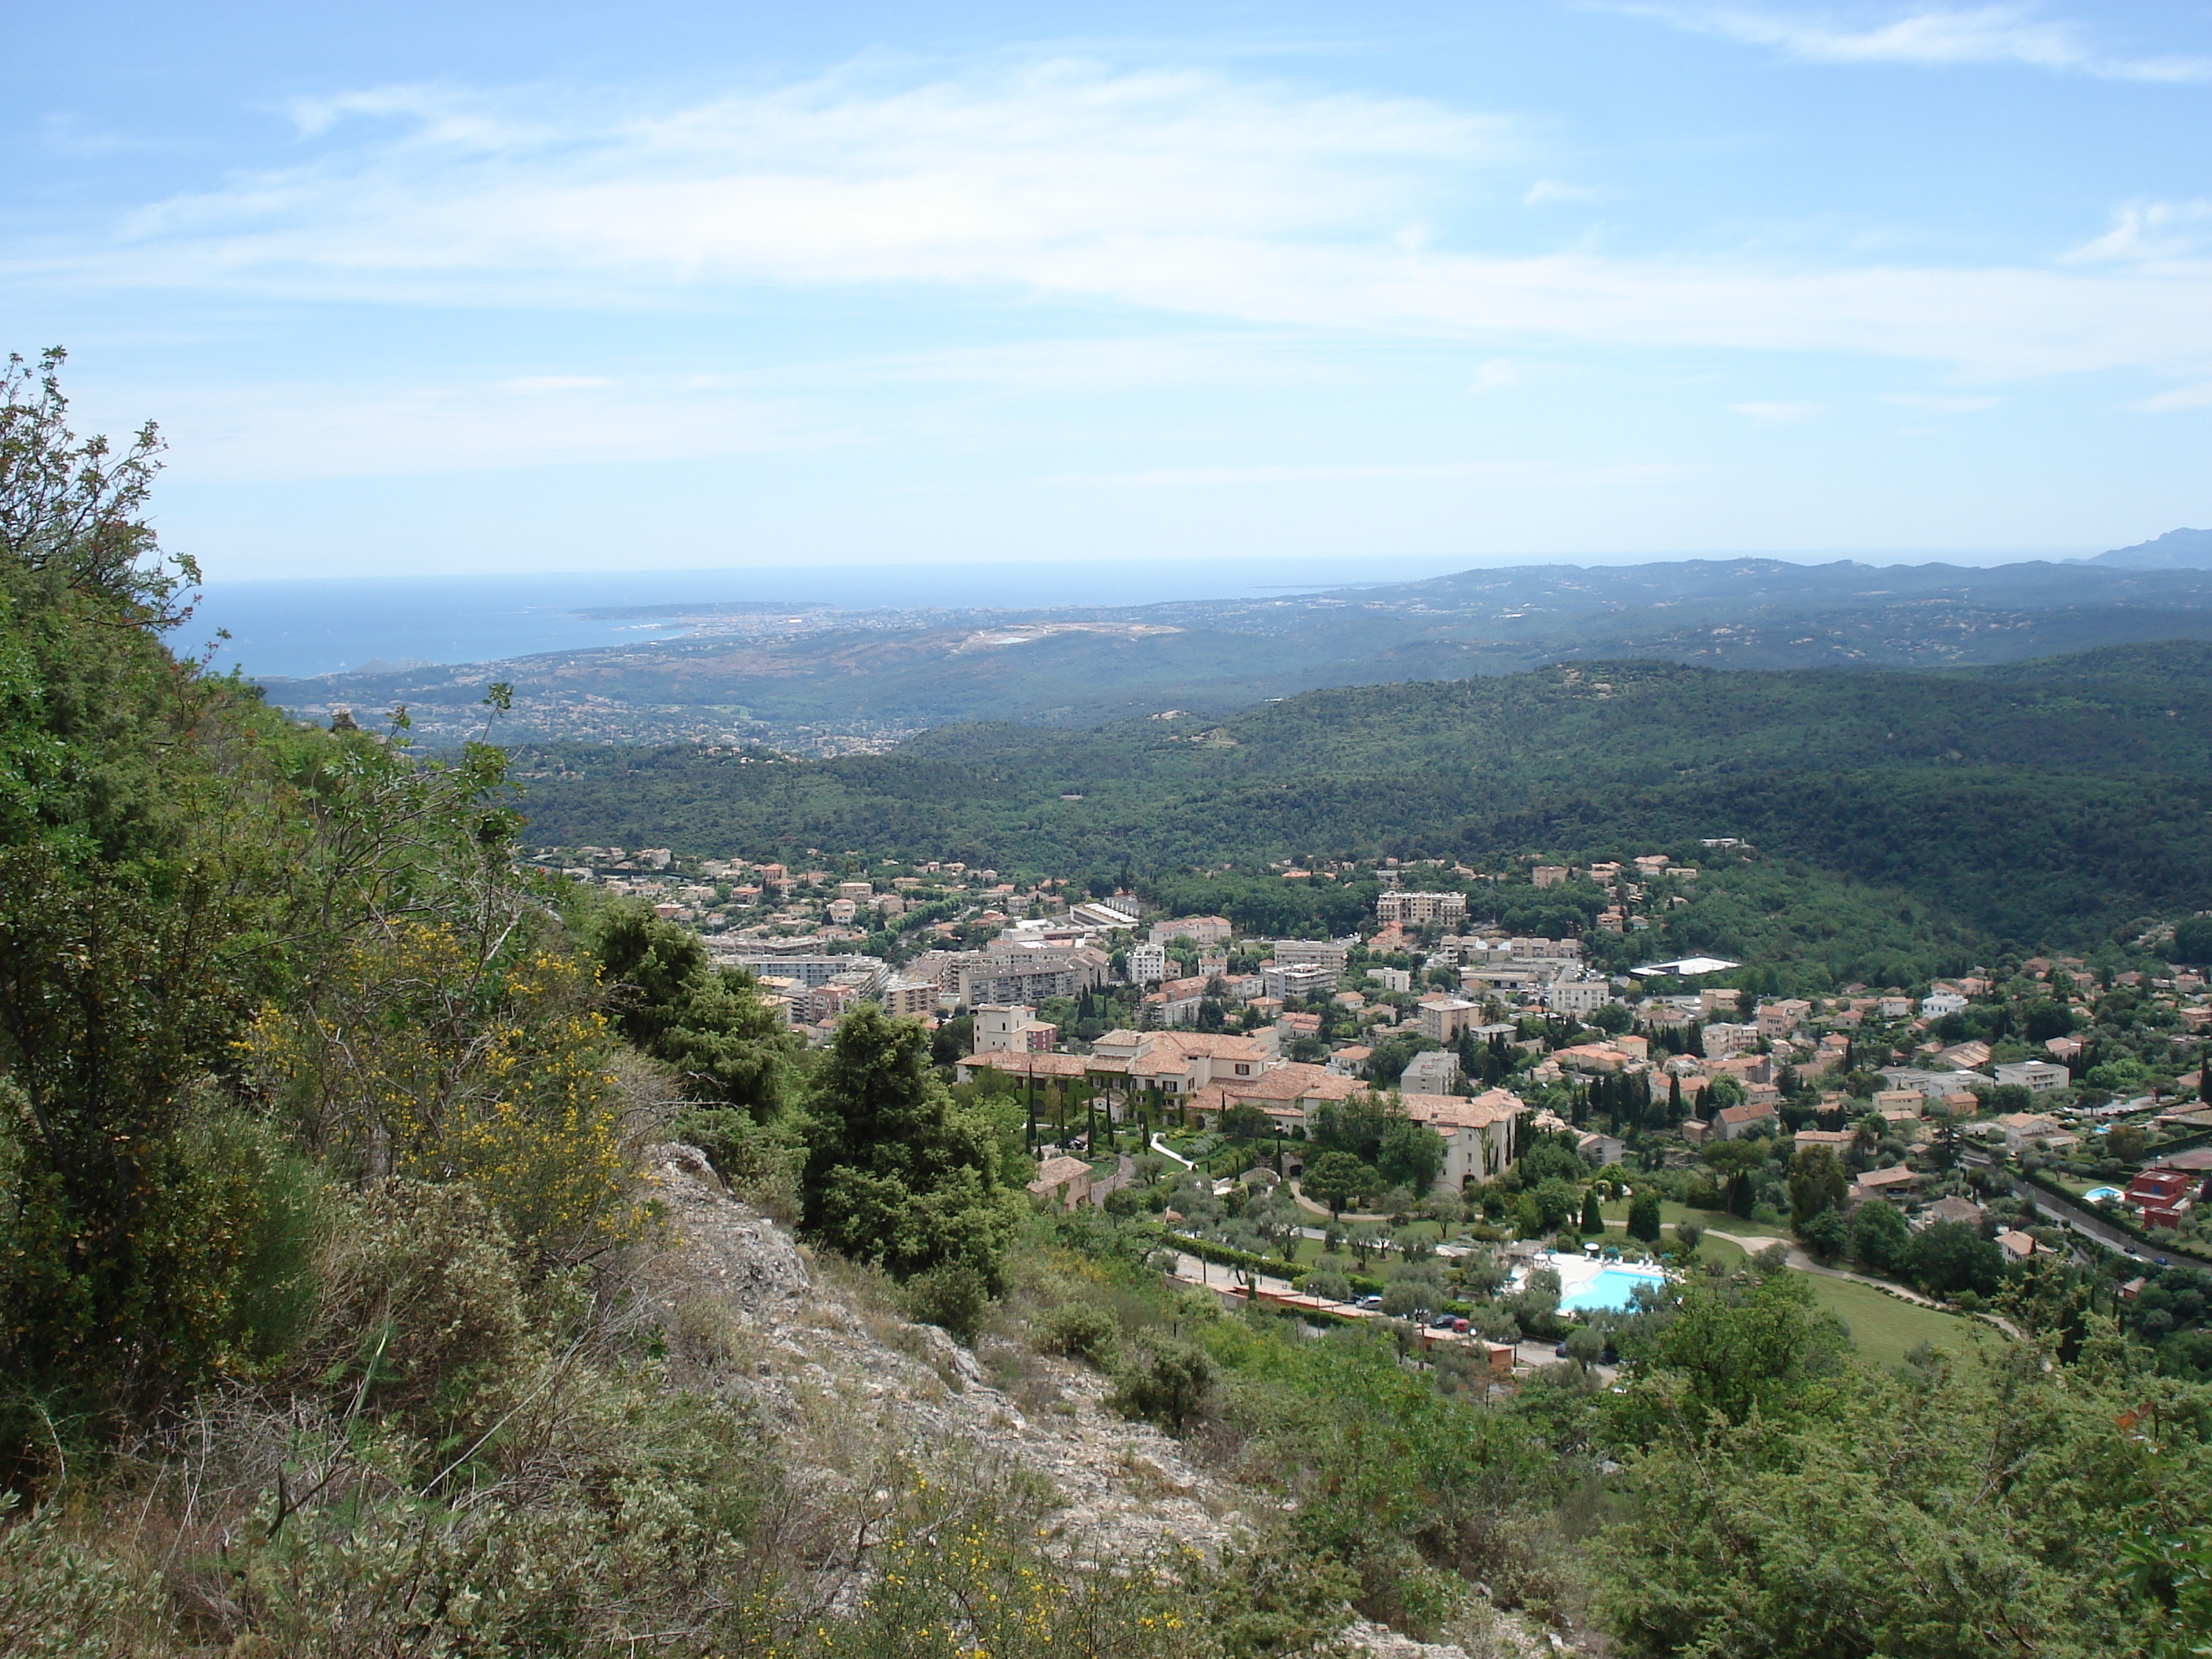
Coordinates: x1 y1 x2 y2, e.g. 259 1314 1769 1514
511 643 2212 950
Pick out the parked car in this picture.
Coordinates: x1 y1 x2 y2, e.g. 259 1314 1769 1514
1354 1295 1383 1310
1430 1314 1457 1331
1554 1341 1569 1358
1452 1318 1470 1334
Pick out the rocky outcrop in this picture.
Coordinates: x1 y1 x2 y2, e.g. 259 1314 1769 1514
621 1145 1551 1658
623 1144 1238 1561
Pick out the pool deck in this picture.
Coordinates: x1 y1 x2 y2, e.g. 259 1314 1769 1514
1519 1251 1672 1311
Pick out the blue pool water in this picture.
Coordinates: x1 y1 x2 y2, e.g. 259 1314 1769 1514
2083 1185 2125 1203
1560 1267 1670 1313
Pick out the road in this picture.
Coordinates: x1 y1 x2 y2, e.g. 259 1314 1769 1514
2009 1177 2148 1260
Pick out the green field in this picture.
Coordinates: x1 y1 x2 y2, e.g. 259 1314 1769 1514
1801 1273 1988 1368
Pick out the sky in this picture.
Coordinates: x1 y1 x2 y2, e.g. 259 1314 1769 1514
5 1 2209 582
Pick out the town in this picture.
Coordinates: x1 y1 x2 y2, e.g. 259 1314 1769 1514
532 837 2212 1368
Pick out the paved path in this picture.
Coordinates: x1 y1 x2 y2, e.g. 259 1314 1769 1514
1286 1180 1393 1225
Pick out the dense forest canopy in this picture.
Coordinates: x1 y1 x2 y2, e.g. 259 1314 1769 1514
509 644 2212 951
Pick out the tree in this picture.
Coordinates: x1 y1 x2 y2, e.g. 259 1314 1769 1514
1597 1312 2182 1657
1903 1218 2002 1299
1627 1188 1663 1243
1580 1185 1606 1236
591 899 794 1117
1787 1144 1849 1231
1701 1137 1769 1216
1303 1149 1371 1217
1220 1101 1273 1143
1375 1115 1446 1195
798 1005 1026 1297
2173 915 2212 967
1848 1198 1910 1274
1615 1272 1848 1432
1309 1093 1396 1162
1798 1207 1848 1263
1532 1175 1583 1229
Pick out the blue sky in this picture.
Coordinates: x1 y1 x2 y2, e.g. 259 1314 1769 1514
5 1 2208 580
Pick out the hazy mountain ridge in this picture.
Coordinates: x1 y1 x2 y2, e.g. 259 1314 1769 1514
255 538 2212 751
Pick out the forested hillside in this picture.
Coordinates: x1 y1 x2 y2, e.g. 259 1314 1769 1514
513 646 2212 949
11 355 2212 1658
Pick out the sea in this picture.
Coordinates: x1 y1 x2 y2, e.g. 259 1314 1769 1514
181 546 2089 683
179 556 1478 682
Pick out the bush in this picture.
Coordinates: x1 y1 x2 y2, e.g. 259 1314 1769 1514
1111 1341 1216 1434
902 1262 993 1340
1036 1302 1122 1366
668 1105 802 1219
307 1178 534 1459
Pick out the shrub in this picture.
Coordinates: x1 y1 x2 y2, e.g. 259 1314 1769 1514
1035 1301 1122 1367
901 1262 993 1340
307 1178 533 1459
1111 1341 1216 1434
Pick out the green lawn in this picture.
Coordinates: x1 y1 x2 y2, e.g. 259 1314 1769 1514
1664 1228 1985 1367
1600 1197 1792 1241
1802 1273 1987 1369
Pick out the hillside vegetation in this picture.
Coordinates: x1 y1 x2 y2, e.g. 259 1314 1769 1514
513 645 2212 949
9 354 2212 1658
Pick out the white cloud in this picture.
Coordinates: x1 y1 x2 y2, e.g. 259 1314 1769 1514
145 375 814 479
1729 400 1824 422
1470 359 1526 392
9 59 2210 392
1617 5 2212 82
2064 199 2212 265
1881 390 1998 413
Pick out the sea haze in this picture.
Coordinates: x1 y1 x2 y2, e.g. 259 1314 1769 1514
183 556 1488 680
185 548 2089 682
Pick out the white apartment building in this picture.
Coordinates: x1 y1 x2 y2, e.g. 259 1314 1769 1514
1701 1022 1761 1060
1546 980 1613 1017
1921 991 1969 1018
1400 1049 1461 1093
1126 942 1169 984
1272 939 1353 979
1264 961 1337 1001
1148 914 1233 947
972 1004 1059 1054
1995 1059 2071 1097
1375 891 1469 926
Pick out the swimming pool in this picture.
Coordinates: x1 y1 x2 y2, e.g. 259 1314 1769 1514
2083 1185 2124 1203
1559 1265 1670 1313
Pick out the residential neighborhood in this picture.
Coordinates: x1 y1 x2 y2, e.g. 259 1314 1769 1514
530 837 2212 1292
